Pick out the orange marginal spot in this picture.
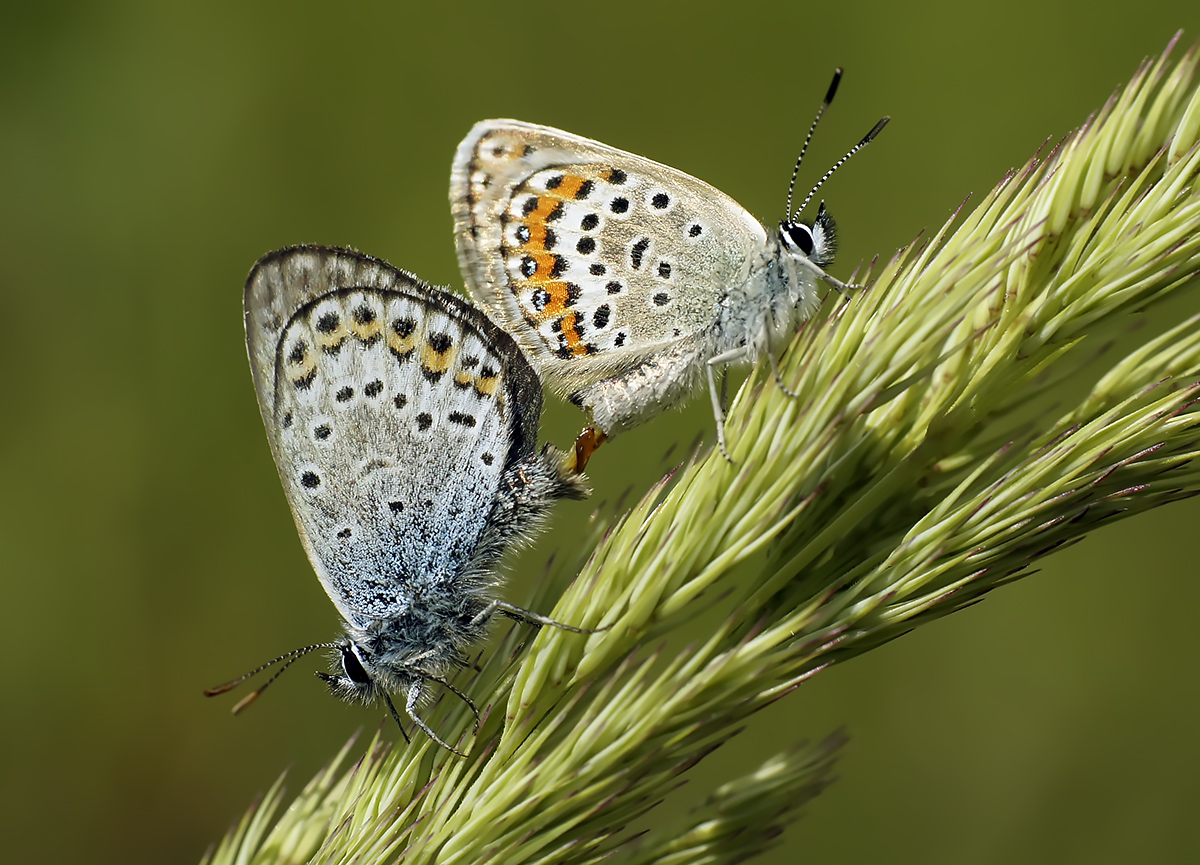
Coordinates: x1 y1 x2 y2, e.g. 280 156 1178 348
525 196 561 225
558 311 588 356
314 323 347 353
526 251 560 282
474 372 500 398
554 174 589 199
348 315 383 343
387 327 417 359
284 340 318 384
523 221 550 251
454 371 474 389
420 343 456 377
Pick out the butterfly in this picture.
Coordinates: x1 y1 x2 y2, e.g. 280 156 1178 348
207 245 589 753
450 69 887 466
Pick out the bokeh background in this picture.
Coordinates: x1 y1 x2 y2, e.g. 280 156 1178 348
3 1 1199 862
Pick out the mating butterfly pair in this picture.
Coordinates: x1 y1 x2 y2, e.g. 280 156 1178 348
209 70 887 752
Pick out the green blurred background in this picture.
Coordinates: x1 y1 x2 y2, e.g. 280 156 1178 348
3 1 1199 862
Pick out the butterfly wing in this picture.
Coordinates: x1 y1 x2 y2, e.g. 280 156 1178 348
450 120 769 394
244 246 544 630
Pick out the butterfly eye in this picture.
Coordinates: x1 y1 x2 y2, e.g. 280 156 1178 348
780 221 815 256
341 645 372 684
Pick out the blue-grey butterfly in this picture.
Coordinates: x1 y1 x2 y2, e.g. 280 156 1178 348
208 245 589 753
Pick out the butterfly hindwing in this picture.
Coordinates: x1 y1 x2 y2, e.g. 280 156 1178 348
451 120 769 393
244 246 543 629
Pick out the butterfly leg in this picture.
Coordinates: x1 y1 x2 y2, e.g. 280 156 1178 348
768 350 801 399
405 680 466 756
426 673 481 734
706 346 751 463
795 255 862 294
471 599 605 634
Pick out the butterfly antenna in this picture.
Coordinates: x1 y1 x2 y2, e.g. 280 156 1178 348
793 116 890 222
785 68 844 220
205 642 336 713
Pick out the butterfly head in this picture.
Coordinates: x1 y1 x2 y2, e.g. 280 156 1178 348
316 639 386 704
778 201 837 269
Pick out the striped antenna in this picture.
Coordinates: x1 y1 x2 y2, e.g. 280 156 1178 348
791 116 890 223
784 68 844 221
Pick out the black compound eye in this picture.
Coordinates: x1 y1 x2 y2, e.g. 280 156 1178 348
781 221 815 256
341 646 372 684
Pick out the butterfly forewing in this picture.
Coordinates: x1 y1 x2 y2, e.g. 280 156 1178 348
452 120 768 387
244 246 541 630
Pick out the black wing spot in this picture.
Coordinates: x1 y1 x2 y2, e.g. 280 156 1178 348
364 380 383 398
281 412 293 428
630 237 650 269
316 312 340 334
654 292 670 306
574 180 594 200
614 331 627 347
336 386 354 402
416 412 433 431
394 393 407 409
388 501 404 513
337 528 351 539
545 174 564 189
461 355 480 368
481 452 494 465
520 256 537 278
314 424 331 440
589 263 607 276
543 228 558 250
545 201 564 222
565 283 582 306
448 411 477 427
522 196 539 216
531 288 551 311
592 305 611 329
651 192 670 209
288 340 308 364
606 281 622 294
550 255 569 278
392 317 416 337
610 197 630 214
428 332 452 353
581 213 599 230
301 471 320 489
658 261 672 279
689 223 703 237
353 304 376 325
515 224 531 243
576 237 596 255
607 168 627 185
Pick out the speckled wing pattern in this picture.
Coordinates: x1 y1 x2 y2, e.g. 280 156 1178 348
450 120 769 393
244 246 543 630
